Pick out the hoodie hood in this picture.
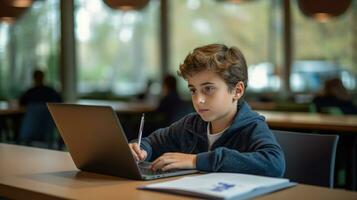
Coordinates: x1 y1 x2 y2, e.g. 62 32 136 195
230 101 265 131
183 101 265 144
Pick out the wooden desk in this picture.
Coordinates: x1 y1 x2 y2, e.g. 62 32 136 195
1 144 357 200
0 101 25 116
76 99 156 114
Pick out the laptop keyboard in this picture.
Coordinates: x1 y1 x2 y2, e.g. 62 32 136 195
138 161 172 175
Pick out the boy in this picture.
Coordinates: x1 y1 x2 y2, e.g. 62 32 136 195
129 44 285 177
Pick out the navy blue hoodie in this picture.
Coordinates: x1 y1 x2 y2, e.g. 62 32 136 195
140 101 285 177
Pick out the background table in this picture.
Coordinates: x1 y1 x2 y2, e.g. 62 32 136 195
259 110 357 132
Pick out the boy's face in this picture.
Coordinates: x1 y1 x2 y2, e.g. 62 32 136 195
187 70 244 124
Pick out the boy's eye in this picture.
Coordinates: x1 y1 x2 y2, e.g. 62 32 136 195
202 86 215 95
189 88 196 95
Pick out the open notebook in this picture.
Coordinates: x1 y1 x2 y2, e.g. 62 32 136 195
139 173 296 200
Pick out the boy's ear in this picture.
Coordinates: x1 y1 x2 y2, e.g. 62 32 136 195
233 82 245 101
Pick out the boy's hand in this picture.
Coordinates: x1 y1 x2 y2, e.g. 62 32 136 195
151 153 197 171
129 143 147 161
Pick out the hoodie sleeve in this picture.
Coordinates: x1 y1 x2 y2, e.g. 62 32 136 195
140 116 189 161
196 122 285 177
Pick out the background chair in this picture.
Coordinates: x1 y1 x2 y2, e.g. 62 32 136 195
272 130 339 188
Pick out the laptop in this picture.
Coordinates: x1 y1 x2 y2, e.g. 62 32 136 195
47 103 198 180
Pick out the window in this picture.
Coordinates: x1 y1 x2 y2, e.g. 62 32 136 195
0 0 60 100
75 0 160 98
170 0 356 96
291 0 356 93
170 0 282 95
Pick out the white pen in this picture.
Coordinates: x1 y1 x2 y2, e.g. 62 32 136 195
137 113 145 148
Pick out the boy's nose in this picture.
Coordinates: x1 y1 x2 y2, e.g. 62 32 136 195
198 97 205 104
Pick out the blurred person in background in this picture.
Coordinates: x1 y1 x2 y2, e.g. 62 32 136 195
143 74 193 136
19 69 62 106
155 74 187 124
18 69 62 147
312 77 357 115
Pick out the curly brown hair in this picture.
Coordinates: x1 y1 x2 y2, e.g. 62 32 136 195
177 44 248 92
